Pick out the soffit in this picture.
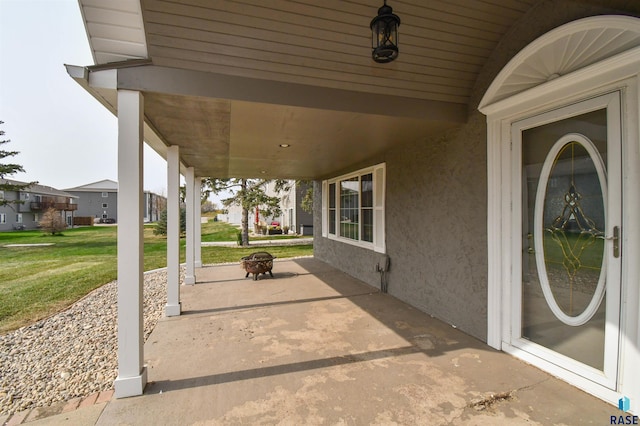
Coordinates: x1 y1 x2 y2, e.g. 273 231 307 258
75 0 541 179
79 0 148 63
140 0 538 105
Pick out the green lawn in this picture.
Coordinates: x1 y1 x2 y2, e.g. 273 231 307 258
0 221 312 333
200 219 241 242
200 219 309 242
202 245 313 264
542 231 604 271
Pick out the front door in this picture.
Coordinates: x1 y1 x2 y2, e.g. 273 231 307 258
511 92 622 389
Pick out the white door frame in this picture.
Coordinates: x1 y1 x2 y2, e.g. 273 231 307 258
479 17 640 410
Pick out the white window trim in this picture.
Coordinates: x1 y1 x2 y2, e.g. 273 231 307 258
0 213 6 224
102 192 109 198
323 163 386 253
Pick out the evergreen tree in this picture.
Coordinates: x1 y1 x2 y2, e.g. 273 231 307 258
203 179 288 247
154 208 186 236
297 181 314 214
0 121 36 206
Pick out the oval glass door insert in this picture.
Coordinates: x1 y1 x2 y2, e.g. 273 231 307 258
533 133 607 327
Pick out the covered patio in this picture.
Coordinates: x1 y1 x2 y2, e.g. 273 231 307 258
64 0 640 413
51 258 611 425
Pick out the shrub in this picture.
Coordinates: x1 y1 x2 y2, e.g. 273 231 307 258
40 207 67 235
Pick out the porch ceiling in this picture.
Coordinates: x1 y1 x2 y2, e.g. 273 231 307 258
143 93 460 180
74 0 541 179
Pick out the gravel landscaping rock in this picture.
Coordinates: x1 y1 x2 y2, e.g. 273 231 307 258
0 269 174 416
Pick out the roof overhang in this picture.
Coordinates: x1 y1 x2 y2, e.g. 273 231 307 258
73 0 603 180
67 61 466 179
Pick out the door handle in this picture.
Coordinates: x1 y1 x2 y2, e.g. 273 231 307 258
603 226 620 258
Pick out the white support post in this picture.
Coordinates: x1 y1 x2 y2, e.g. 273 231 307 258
184 167 196 285
165 146 181 316
195 176 202 268
114 90 147 398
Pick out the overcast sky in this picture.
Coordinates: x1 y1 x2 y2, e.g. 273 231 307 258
0 0 169 195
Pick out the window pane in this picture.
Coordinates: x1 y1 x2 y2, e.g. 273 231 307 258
329 183 336 234
340 177 359 240
362 208 373 242
361 174 373 207
329 183 336 208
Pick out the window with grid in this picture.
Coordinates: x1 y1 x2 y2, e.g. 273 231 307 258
323 164 385 252
340 177 359 240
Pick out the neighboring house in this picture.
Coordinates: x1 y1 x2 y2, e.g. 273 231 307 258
66 179 166 223
217 181 284 228
143 191 166 223
67 1 640 411
218 204 242 227
0 179 77 231
221 181 312 235
279 181 313 235
65 179 118 223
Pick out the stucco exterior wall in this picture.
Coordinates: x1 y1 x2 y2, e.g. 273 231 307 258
314 0 640 343
313 112 487 340
385 115 488 339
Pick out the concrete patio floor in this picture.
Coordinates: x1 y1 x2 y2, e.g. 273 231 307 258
33 258 619 425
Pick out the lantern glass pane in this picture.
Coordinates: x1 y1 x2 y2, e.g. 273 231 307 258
372 24 379 47
388 25 397 45
372 21 383 48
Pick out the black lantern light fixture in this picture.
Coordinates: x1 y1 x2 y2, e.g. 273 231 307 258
370 0 401 63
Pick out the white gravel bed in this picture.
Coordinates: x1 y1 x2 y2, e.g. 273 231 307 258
0 269 173 416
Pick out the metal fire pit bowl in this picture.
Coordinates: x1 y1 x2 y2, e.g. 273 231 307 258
241 252 275 281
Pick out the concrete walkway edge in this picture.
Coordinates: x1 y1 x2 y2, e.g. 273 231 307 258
1 390 113 425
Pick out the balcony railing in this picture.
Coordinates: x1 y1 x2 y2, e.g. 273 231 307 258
30 202 78 211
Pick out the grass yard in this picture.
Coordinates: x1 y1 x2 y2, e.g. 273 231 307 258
0 220 312 334
200 219 241 242
542 232 604 271
201 245 313 264
200 219 308 242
